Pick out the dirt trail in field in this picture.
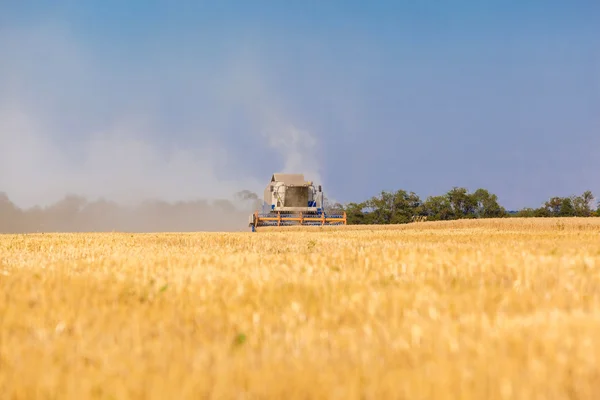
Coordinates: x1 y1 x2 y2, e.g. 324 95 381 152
0 191 261 233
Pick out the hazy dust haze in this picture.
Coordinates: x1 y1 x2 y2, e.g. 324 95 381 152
0 23 326 233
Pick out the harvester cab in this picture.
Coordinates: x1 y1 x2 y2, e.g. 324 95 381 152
248 173 346 231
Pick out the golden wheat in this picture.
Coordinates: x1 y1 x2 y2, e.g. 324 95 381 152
1 217 600 399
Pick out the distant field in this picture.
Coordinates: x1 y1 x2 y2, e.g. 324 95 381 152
1 218 600 399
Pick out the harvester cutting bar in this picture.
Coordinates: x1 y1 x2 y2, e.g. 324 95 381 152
252 210 346 228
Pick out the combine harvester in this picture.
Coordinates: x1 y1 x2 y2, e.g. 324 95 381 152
248 173 346 232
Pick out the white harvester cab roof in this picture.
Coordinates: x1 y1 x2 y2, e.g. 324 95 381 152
263 173 312 204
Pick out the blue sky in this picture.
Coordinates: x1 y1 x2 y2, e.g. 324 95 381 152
1 1 599 210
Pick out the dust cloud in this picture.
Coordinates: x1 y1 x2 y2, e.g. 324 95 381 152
0 23 326 233
0 106 265 233
0 192 262 233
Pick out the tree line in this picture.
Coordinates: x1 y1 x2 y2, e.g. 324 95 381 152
325 188 599 225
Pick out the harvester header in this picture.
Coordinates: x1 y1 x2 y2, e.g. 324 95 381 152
248 173 346 231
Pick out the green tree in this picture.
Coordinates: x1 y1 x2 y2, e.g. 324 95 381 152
543 197 564 216
446 187 477 219
471 188 507 218
540 193 595 217
558 197 576 217
390 190 422 224
344 202 370 225
571 190 594 217
421 195 454 221
534 207 552 217
514 208 536 218
515 207 552 218
364 191 394 224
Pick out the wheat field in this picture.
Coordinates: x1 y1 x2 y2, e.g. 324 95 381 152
1 217 600 399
